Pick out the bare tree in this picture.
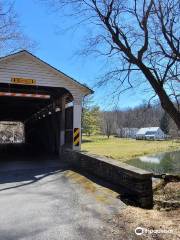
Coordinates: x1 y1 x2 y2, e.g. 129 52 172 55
102 111 114 138
44 0 180 129
154 0 180 62
0 1 35 56
153 0 180 112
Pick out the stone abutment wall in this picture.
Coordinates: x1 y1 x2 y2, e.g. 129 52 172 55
62 150 153 209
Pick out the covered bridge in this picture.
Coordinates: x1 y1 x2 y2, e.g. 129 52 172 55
0 50 92 155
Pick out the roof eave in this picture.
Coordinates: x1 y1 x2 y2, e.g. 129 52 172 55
0 50 93 96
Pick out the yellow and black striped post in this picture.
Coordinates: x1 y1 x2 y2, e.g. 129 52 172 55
74 128 80 147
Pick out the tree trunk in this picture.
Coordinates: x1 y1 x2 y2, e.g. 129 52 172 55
157 89 180 129
138 62 180 130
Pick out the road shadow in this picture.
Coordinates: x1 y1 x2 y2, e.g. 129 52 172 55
0 143 57 161
0 144 69 191
0 144 135 206
0 167 68 192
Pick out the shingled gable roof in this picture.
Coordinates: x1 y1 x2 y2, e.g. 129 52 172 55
0 50 93 95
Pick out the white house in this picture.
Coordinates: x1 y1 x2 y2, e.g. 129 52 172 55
116 128 139 138
136 127 166 140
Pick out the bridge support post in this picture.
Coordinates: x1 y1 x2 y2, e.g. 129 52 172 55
73 97 82 151
59 95 66 154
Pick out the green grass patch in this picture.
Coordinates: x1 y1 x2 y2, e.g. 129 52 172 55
81 135 180 162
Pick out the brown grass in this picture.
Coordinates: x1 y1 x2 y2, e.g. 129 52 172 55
108 207 180 240
82 135 180 161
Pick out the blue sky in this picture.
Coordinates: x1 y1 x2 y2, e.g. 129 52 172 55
14 0 152 109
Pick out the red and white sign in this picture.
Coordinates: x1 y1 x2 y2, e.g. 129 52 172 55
0 92 50 99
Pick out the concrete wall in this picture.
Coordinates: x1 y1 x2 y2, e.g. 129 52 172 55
62 150 153 209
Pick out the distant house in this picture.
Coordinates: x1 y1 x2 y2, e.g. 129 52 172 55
116 128 139 139
136 127 166 140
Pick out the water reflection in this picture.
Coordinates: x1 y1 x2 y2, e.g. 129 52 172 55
127 151 180 174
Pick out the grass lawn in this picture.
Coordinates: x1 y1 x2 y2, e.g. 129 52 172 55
81 135 180 162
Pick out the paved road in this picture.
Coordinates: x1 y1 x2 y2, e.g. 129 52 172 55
0 160 125 240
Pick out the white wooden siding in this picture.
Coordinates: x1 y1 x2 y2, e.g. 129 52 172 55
0 53 87 100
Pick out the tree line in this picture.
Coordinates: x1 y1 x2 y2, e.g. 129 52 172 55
82 97 179 138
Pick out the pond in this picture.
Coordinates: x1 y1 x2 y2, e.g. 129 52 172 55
126 151 180 174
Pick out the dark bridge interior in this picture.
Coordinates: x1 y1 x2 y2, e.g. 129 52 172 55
0 83 73 157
